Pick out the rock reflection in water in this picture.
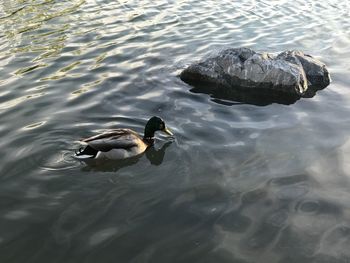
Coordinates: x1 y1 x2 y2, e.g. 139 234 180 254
190 85 302 106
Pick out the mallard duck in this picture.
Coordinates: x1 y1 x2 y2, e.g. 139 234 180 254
75 116 173 160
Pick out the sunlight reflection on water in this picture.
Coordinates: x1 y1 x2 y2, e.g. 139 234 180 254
0 0 350 262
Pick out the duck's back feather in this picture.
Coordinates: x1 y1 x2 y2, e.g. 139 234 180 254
81 129 140 152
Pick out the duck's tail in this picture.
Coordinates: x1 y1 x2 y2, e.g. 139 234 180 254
74 145 98 160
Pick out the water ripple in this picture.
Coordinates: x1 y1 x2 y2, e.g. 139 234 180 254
1 0 350 262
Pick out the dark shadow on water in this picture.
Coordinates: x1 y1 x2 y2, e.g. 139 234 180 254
189 85 301 106
79 141 173 172
185 79 327 106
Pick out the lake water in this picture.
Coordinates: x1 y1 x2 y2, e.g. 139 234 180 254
1 0 350 262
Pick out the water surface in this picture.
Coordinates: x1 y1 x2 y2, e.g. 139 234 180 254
1 0 350 262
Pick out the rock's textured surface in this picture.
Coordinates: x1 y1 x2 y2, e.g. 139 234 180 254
180 48 330 104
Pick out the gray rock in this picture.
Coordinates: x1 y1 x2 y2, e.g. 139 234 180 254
276 50 330 97
180 48 330 105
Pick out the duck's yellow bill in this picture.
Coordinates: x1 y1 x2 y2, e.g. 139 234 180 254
163 127 173 136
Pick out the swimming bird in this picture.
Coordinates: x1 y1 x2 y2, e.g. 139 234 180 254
75 116 173 160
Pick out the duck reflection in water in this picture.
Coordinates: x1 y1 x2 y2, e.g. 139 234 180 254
80 141 173 172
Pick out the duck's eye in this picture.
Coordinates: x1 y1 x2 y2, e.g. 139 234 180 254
159 123 164 130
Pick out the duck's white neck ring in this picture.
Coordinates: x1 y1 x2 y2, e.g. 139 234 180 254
143 137 155 145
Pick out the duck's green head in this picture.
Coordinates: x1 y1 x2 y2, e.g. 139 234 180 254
144 116 173 139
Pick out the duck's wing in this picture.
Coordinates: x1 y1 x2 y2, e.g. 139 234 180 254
80 129 140 152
